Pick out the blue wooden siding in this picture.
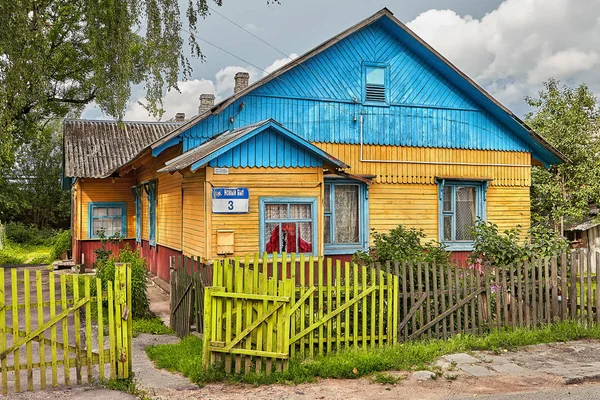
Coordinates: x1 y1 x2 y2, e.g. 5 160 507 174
208 127 323 168
172 18 546 162
183 97 529 153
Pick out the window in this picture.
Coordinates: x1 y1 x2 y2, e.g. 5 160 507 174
89 202 126 239
324 182 368 254
438 180 487 251
144 180 157 247
363 63 389 104
131 185 142 243
260 198 317 255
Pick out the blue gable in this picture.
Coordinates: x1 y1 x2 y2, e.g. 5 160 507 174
208 126 323 169
154 10 564 167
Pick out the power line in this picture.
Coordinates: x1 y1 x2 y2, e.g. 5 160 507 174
181 26 354 117
207 5 291 60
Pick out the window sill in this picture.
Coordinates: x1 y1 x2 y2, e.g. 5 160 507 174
324 244 366 255
362 101 390 108
443 242 474 252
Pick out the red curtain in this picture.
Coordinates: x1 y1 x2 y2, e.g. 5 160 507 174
266 223 311 253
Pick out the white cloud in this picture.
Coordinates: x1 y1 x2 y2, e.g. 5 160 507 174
119 53 302 121
406 0 600 111
263 53 298 76
123 79 216 121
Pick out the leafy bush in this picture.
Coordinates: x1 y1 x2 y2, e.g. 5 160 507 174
353 225 450 266
6 221 56 245
49 230 71 261
470 219 569 268
95 247 151 318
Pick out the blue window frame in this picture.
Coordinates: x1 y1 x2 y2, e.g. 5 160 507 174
131 185 142 243
324 181 369 255
259 197 318 256
143 180 157 248
362 62 389 105
438 180 487 251
88 202 127 239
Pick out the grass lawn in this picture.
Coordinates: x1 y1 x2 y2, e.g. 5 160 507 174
146 320 600 386
133 317 174 337
0 241 54 266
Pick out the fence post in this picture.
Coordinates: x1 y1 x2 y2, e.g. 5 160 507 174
202 287 213 371
114 262 132 379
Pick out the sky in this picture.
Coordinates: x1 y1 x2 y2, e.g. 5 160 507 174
82 0 600 122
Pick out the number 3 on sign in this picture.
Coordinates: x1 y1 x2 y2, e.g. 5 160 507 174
227 200 234 210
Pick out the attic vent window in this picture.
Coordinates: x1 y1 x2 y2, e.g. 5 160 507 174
364 64 388 104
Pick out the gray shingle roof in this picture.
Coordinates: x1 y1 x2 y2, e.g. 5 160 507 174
64 119 182 178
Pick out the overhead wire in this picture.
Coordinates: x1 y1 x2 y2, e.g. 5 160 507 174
182 12 356 117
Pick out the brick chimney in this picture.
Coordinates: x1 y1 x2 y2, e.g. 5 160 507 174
198 93 215 115
234 72 250 94
175 112 185 122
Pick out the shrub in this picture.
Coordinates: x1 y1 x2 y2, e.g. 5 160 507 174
470 219 569 268
6 222 55 245
353 225 450 266
96 247 151 318
49 230 71 261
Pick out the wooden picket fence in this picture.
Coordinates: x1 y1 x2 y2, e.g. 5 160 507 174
167 250 600 376
202 253 398 374
0 264 132 394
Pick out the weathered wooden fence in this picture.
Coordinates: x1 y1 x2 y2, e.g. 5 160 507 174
0 263 132 394
170 250 600 375
169 256 211 338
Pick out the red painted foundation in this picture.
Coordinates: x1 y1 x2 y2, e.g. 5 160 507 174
74 239 181 283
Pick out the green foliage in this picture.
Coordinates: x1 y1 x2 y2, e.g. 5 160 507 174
146 321 600 385
98 376 150 399
95 247 151 318
5 221 56 245
0 125 70 228
526 79 600 227
132 317 174 337
353 225 450 266
49 230 71 261
470 219 569 268
0 0 227 173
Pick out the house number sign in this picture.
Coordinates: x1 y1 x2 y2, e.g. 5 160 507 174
212 188 249 214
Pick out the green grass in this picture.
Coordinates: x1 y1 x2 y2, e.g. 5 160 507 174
98 376 150 399
146 320 600 386
133 317 174 337
0 241 54 266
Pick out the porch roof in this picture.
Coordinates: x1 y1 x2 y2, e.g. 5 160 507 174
158 119 349 173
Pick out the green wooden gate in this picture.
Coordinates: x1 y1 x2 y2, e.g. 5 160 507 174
202 253 398 375
0 263 132 394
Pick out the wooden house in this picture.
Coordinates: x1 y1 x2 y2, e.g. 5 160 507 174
63 8 565 282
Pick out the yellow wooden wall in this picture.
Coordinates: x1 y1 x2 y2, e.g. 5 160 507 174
182 169 206 258
369 183 530 243
315 143 531 187
207 167 323 260
134 147 183 251
76 178 136 240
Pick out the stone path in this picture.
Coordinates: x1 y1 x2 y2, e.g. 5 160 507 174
435 340 600 384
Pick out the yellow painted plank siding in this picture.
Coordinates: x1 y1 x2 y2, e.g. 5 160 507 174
208 167 323 259
487 186 531 233
369 182 531 243
182 170 206 258
314 143 531 187
78 178 136 240
134 147 183 250
157 172 183 250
